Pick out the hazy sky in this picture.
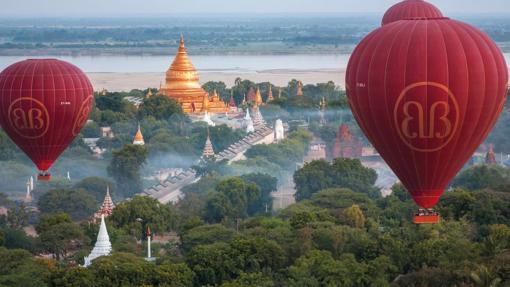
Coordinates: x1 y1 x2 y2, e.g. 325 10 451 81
1 0 509 17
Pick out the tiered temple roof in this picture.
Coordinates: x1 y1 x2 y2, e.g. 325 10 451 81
159 35 227 114
94 186 115 219
333 124 363 158
202 134 216 159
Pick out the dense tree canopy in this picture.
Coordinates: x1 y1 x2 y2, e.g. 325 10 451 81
294 158 378 201
137 95 183 120
37 189 97 221
107 144 148 198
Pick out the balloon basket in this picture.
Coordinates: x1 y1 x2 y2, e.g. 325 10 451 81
413 209 440 224
37 173 51 182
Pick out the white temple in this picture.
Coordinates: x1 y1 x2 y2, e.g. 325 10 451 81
275 119 285 142
202 111 216 126
84 215 112 267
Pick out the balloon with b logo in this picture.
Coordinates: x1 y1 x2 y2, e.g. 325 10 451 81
346 17 508 220
0 59 93 181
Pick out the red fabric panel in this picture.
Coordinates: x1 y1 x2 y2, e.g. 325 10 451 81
346 19 508 208
0 59 93 173
382 0 443 26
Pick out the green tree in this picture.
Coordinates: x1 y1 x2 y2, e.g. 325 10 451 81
153 261 195 287
107 144 148 198
453 165 510 191
287 250 366 287
0 247 52 287
110 196 178 240
204 178 260 223
241 173 277 215
181 224 235 253
74 177 116 203
36 213 84 260
88 252 153 286
221 272 275 287
138 95 182 120
187 243 239 286
343 204 365 228
38 189 97 221
294 158 378 201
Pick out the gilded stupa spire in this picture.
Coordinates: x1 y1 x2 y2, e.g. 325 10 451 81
255 87 263 106
133 124 145 145
267 85 274 102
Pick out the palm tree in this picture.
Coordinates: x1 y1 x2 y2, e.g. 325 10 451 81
470 265 502 287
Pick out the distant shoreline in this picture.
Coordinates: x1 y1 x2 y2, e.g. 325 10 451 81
88 69 347 92
1 41 508 56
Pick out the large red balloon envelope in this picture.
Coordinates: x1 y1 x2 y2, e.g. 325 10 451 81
0 59 93 181
346 18 508 209
382 0 443 26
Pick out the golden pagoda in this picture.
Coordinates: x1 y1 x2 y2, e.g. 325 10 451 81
267 85 274 102
160 35 227 114
133 124 145 145
255 87 263 106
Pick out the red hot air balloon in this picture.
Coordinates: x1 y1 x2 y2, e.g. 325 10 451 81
382 0 443 26
0 59 94 181
346 18 508 223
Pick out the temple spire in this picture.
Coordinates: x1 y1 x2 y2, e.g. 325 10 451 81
486 144 497 165
296 81 303 97
84 215 112 267
95 186 115 219
267 85 274 102
255 87 263 106
202 130 216 159
133 124 145 145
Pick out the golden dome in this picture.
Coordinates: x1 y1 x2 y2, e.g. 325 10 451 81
163 35 202 91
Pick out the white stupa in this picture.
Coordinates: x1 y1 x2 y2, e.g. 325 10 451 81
84 215 112 267
274 119 285 142
246 119 255 133
244 108 252 121
202 111 216 126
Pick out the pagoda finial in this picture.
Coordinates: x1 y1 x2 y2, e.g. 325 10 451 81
255 86 263 106
133 123 145 145
180 33 185 48
267 84 274 102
